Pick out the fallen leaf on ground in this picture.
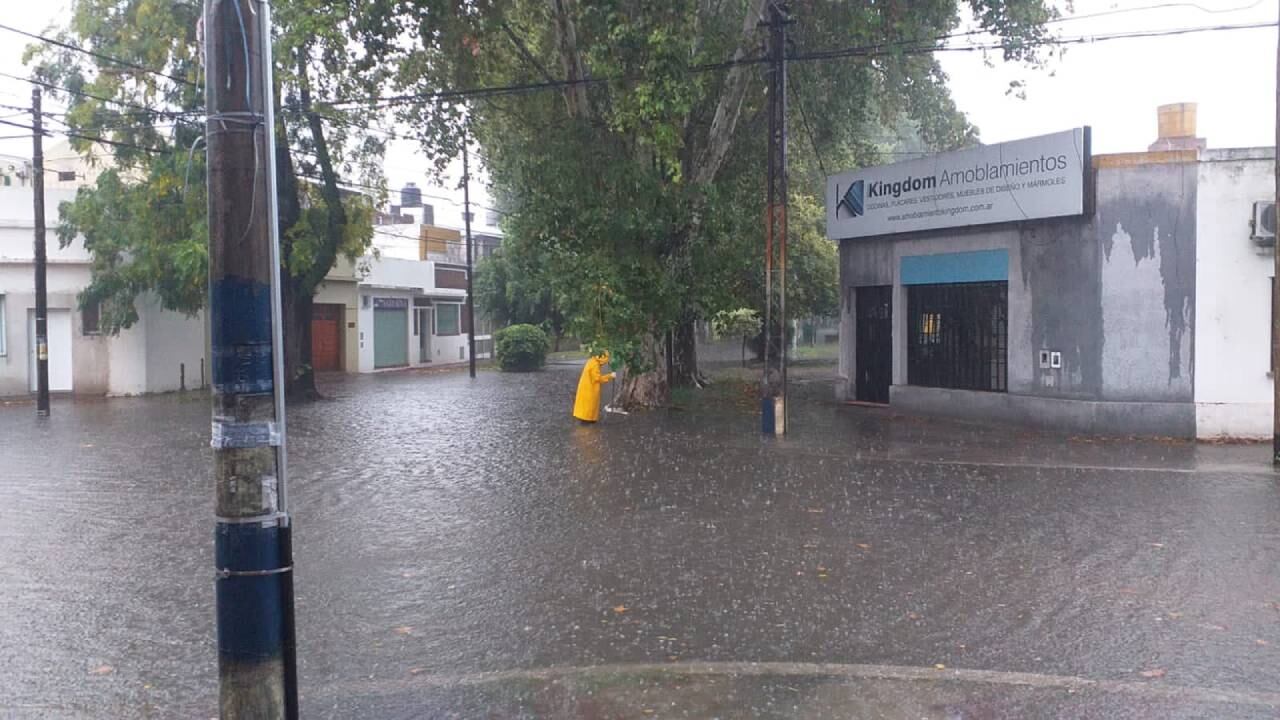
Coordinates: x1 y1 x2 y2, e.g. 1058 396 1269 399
1256 639 1270 646
89 665 114 676
1149 543 1165 548
612 605 628 614
933 664 946 670
806 508 825 514
393 626 413 635
906 612 921 620
409 667 427 675
856 544 872 550
1139 668 1166 679
1167 612 1183 619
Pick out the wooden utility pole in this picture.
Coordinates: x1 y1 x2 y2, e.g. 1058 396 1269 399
762 2 790 435
205 0 297 716
31 87 49 416
1274 1 1279 465
463 139 477 378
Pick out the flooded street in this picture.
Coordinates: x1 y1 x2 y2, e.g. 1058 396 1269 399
2 362 1279 718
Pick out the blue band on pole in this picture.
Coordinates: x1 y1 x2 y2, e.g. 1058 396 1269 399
216 521 284 661
210 276 274 394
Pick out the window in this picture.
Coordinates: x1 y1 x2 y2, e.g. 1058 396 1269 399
0 294 6 356
81 300 101 335
434 303 460 336
907 281 1007 392
485 209 500 226
57 170 77 182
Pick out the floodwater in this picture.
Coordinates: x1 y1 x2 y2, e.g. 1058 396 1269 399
1 362 1278 718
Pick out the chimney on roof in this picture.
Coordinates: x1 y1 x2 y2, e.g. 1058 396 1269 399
1149 102 1206 152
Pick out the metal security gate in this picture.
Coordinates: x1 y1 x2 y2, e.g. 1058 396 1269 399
854 285 892 403
907 281 1007 392
373 298 409 369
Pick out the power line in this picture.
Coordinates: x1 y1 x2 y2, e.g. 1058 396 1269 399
0 118 174 155
0 22 197 88
788 69 827 178
0 71 203 122
313 20 1276 109
296 170 510 216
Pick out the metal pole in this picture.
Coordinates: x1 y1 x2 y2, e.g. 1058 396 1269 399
256 1 298 715
31 87 49 416
761 12 776 435
462 138 476 379
1274 0 1280 464
205 0 293 716
776 4 789 434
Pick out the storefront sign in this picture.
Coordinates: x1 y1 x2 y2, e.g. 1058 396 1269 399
826 128 1089 240
373 297 409 310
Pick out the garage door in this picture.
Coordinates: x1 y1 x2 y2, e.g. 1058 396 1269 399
311 304 342 372
373 299 408 369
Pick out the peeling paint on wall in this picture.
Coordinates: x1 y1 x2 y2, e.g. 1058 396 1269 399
1097 160 1196 402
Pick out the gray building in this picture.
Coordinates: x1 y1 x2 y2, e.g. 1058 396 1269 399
829 105 1273 438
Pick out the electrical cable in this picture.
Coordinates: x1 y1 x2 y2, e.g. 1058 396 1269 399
0 21 198 88
0 117 174 154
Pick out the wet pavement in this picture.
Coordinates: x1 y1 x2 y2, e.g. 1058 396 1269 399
1 361 1278 718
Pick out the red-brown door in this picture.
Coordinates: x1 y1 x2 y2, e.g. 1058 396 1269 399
311 304 342 372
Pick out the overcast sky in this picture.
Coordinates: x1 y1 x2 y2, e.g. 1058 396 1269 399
0 0 1275 170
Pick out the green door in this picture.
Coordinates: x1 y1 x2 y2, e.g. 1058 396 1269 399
373 305 408 368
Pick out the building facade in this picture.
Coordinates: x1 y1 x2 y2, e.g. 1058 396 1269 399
830 105 1274 439
0 185 206 397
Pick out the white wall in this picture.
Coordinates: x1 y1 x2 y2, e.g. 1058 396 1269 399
1194 149 1275 438
143 297 206 393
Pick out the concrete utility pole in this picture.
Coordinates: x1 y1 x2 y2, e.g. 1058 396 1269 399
462 138 477 379
1274 1 1279 465
204 0 297 716
31 87 49 416
762 2 790 435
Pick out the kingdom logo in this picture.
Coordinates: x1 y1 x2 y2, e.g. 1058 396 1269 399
840 180 864 218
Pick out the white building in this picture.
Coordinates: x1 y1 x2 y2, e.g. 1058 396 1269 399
0 184 206 397
1194 147 1275 439
311 179 502 374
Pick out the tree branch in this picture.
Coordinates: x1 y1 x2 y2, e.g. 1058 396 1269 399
549 0 590 119
296 44 347 291
691 0 768 186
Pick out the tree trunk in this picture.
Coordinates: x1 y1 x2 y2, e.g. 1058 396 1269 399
669 315 707 388
282 276 318 402
615 330 669 409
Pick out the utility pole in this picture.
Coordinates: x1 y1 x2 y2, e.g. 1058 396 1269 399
205 0 297 717
31 87 49 416
1274 0 1279 465
762 2 790 435
462 138 477 379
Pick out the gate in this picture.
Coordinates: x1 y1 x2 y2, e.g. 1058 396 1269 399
855 285 892 404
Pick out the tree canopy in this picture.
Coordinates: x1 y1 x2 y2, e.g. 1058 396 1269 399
30 0 384 395
369 0 1059 406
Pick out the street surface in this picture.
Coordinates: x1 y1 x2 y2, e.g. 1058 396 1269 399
1 361 1278 718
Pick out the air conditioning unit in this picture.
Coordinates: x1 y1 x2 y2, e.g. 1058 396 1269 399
1252 201 1276 246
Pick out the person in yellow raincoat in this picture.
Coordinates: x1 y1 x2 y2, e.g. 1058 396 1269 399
573 352 617 423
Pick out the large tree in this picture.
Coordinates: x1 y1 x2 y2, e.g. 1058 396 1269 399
366 0 1059 408
30 0 384 399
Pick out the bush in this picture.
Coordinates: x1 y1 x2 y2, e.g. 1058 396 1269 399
494 324 550 372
